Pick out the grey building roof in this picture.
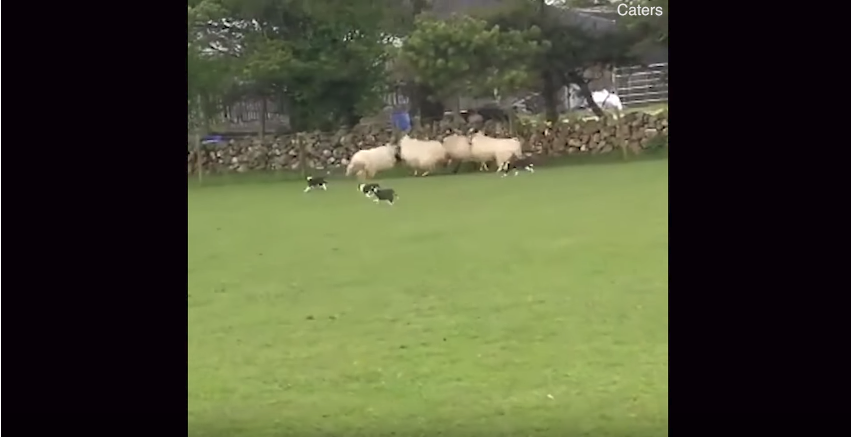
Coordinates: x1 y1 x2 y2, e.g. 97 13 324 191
430 0 508 17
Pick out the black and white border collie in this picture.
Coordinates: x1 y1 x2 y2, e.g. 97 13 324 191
304 176 327 192
499 156 535 177
357 183 381 197
368 187 397 205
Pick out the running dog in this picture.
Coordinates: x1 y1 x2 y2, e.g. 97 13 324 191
304 176 328 192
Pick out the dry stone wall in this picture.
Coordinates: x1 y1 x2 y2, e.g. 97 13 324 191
188 111 668 175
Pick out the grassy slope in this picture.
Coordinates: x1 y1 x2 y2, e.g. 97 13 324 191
188 159 669 437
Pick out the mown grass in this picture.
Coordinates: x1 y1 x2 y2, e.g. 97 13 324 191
188 159 669 437
188 147 668 188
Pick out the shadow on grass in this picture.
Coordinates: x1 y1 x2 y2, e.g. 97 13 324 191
188 148 668 189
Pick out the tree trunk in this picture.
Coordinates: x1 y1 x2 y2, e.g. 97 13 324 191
406 0 442 128
541 71 559 124
287 95 312 133
412 84 444 126
568 71 605 117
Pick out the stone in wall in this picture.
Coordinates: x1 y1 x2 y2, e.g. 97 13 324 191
187 111 668 175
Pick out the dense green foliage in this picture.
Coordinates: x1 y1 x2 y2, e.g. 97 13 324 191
399 14 544 106
189 0 405 131
188 0 665 130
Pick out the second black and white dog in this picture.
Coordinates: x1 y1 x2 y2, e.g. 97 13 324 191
499 156 535 177
368 187 398 205
304 176 328 192
357 183 381 198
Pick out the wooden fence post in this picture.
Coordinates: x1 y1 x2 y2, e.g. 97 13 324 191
259 98 267 142
298 133 307 179
194 95 206 184
194 131 203 184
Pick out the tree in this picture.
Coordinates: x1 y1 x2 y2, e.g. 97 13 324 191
617 0 668 47
192 0 406 131
398 14 541 117
188 0 236 133
616 0 668 83
480 0 644 120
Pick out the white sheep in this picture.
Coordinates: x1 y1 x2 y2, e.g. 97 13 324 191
398 134 448 177
441 133 476 173
345 144 399 180
469 131 523 173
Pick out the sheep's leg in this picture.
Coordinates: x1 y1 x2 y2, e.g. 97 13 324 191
413 169 419 176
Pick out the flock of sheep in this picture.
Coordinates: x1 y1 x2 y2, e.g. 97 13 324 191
302 129 534 207
345 129 527 180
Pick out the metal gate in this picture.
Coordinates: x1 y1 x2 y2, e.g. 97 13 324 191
613 62 668 107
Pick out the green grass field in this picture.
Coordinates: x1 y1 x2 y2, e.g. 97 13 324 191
188 159 669 437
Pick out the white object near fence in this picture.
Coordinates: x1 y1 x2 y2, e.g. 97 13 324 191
613 62 668 108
